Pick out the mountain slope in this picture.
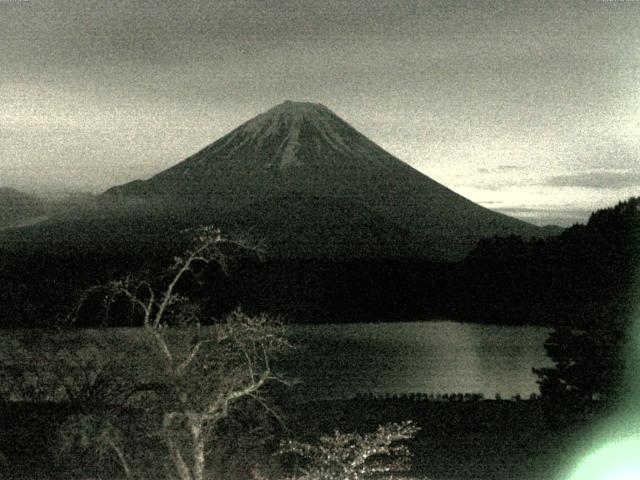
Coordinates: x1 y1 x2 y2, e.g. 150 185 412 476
0 188 46 229
103 101 540 260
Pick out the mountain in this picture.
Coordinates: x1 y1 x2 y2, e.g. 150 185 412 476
104 101 540 260
0 188 46 229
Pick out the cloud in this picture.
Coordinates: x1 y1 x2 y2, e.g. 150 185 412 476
493 206 591 216
497 165 523 171
566 141 640 172
491 206 594 227
477 165 525 174
544 171 640 189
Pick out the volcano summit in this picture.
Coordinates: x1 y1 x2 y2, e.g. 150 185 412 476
104 101 539 260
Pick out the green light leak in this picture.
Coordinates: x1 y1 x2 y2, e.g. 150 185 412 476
568 436 640 480
565 256 640 480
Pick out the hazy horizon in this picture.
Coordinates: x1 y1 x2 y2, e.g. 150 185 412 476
2 0 639 227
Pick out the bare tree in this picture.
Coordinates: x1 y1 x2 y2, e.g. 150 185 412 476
3 226 422 480
278 421 420 480
66 226 289 480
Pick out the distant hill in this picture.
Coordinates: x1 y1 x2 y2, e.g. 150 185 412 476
103 101 541 261
0 188 46 229
39 191 98 219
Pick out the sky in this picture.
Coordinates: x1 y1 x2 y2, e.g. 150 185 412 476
1 0 639 226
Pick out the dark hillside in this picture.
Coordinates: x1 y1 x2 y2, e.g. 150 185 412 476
0 198 636 327
456 197 640 326
0 188 45 229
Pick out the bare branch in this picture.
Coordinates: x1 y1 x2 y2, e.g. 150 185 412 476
206 368 271 418
175 338 216 376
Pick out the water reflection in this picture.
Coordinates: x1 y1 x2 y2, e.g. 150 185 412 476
281 321 553 400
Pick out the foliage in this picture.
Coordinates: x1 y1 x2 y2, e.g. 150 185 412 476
533 321 628 405
462 196 639 326
531 197 639 406
279 421 420 480
0 332 130 404
58 413 134 479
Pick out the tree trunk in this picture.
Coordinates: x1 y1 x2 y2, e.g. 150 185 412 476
107 438 133 480
166 436 192 480
191 420 206 480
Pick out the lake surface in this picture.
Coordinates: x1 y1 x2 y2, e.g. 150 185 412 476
281 321 553 401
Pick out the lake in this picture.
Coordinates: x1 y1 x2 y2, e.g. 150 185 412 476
281 321 553 401
0 321 553 403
